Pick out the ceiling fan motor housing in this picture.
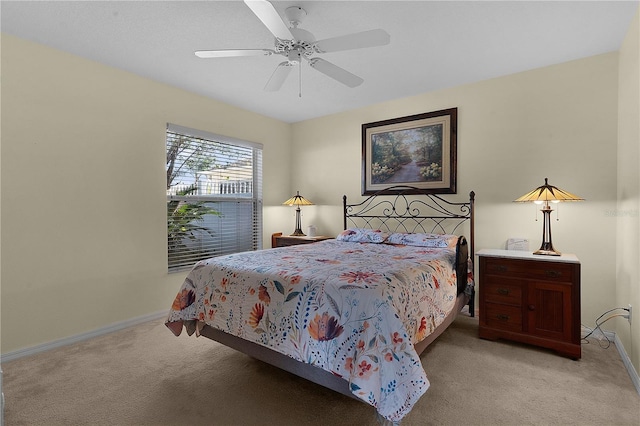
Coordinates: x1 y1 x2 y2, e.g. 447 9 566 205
275 27 316 61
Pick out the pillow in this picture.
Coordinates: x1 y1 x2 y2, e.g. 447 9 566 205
336 228 390 243
385 232 459 248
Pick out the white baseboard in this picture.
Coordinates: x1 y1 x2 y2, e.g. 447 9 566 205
0 310 168 363
612 332 640 395
1 365 4 426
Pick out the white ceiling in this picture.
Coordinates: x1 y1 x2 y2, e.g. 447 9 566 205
2 1 638 123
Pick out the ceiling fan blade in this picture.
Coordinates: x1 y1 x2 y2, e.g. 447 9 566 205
195 49 274 58
314 29 390 53
264 62 293 91
244 0 293 41
308 58 363 88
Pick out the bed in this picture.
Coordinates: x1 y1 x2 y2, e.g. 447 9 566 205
166 186 475 423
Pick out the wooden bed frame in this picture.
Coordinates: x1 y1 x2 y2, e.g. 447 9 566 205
199 186 475 401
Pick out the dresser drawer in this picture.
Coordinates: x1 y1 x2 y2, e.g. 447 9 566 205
483 280 522 306
484 303 522 332
483 257 574 282
273 234 333 248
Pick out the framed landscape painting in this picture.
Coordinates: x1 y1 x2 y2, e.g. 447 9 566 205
362 108 457 195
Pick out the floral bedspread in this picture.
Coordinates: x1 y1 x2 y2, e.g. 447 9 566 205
165 239 461 422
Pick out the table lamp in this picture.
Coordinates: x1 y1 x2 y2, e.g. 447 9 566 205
514 178 584 256
283 191 314 236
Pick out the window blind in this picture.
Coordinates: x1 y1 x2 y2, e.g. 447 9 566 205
166 124 263 271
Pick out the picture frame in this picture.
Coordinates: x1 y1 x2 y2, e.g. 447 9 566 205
362 108 457 195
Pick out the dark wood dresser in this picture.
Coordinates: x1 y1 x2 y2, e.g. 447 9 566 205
477 249 581 359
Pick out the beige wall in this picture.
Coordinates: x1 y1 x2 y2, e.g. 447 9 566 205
616 8 640 373
291 53 620 341
1 34 292 353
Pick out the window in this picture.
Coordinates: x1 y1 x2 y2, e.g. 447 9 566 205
166 124 263 271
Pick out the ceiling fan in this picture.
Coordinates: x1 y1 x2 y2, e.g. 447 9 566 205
195 0 390 91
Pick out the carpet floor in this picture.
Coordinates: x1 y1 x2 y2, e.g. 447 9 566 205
3 314 639 425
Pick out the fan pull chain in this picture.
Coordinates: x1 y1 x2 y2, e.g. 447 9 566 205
299 62 302 98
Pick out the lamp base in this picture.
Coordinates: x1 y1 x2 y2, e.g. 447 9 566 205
533 248 561 256
534 205 561 256
289 207 306 236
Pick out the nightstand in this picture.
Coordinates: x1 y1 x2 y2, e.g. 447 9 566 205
272 232 333 248
477 249 581 359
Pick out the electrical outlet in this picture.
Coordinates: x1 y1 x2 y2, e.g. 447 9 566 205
628 305 633 325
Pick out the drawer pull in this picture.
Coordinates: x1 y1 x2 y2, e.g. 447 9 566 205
546 270 562 278
528 304 536 311
496 288 510 296
494 265 508 273
496 314 510 321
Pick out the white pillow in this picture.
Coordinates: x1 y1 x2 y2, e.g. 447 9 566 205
385 232 458 248
336 228 390 243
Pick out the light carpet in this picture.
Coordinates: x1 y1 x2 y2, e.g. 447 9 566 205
3 314 639 425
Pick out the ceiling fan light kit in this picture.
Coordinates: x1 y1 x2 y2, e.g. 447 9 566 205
195 0 390 92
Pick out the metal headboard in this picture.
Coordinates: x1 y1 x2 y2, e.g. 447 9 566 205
343 185 475 256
